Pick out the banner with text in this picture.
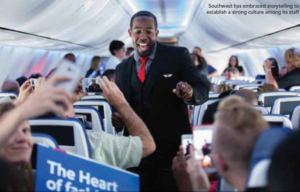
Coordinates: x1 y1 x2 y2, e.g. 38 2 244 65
35 145 139 192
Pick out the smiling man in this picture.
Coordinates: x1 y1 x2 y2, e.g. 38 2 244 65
114 11 209 191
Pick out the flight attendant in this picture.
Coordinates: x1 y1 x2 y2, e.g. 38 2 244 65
114 11 209 191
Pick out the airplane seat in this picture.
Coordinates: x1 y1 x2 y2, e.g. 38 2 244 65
289 85 300 93
81 95 106 101
234 84 260 90
0 92 18 100
197 99 219 125
271 97 300 117
263 115 293 129
208 93 219 99
210 76 225 85
192 105 201 127
29 118 92 158
290 105 300 130
258 92 300 111
74 100 116 135
32 133 59 148
253 106 269 115
247 128 292 189
74 106 105 132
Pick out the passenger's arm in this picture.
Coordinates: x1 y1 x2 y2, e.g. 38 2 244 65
0 75 73 147
208 71 219 78
98 77 156 158
264 60 279 89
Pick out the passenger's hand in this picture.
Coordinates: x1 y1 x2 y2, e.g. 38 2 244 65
35 77 46 91
112 112 125 132
14 79 33 106
264 60 272 71
173 81 193 100
18 75 73 119
97 76 127 107
172 145 210 192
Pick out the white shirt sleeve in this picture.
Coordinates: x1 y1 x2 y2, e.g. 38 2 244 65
105 56 121 70
88 131 143 169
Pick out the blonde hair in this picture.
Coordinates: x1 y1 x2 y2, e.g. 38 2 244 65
256 84 278 97
213 96 268 170
214 84 232 94
284 48 300 68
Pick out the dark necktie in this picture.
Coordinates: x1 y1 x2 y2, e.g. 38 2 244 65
138 57 148 83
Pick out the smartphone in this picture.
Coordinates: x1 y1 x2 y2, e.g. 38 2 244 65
53 59 82 95
193 125 216 172
181 134 193 157
30 79 37 90
83 78 102 93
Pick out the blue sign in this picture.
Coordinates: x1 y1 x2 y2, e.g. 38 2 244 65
35 145 139 192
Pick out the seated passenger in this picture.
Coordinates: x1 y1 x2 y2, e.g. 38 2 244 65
193 46 218 78
223 67 240 80
214 84 232 94
256 84 279 98
103 69 116 82
191 53 208 76
1 80 20 94
225 55 245 76
265 48 300 90
85 56 104 78
173 96 269 191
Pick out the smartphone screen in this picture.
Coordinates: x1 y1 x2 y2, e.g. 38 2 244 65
193 125 216 172
181 134 193 155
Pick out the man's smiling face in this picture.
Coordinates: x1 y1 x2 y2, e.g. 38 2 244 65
128 16 159 57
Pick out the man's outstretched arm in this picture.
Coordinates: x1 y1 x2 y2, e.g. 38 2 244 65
98 77 156 157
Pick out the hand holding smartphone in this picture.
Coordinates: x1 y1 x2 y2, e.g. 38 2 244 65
53 59 82 95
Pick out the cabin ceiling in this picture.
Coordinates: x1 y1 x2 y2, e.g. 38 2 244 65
0 0 299 56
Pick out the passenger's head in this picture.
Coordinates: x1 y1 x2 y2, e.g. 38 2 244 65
1 80 20 94
109 40 125 59
267 131 300 191
29 73 42 79
224 67 240 80
256 84 279 97
129 11 159 57
235 89 258 105
214 84 233 94
284 48 300 72
90 56 102 70
103 69 116 82
228 55 239 67
264 58 279 79
193 46 202 57
213 96 268 190
16 76 28 87
64 53 76 63
0 103 33 165
125 47 135 58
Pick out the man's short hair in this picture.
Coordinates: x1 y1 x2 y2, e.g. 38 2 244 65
268 131 300 191
1 80 20 93
103 69 116 81
234 89 258 106
284 47 300 68
130 11 158 29
213 96 268 170
109 40 125 56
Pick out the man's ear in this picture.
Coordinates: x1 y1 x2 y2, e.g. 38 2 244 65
128 29 132 37
215 154 228 175
155 29 159 37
